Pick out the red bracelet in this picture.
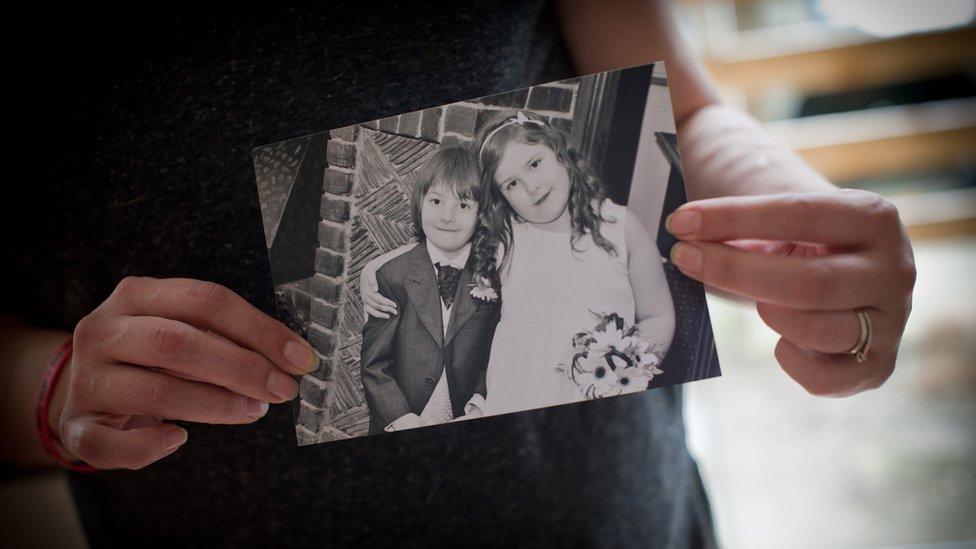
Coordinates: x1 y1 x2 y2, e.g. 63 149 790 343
36 338 98 473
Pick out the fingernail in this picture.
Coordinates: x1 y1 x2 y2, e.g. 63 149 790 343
671 242 703 274
666 210 701 236
246 398 270 418
283 339 317 373
267 370 298 401
164 427 188 451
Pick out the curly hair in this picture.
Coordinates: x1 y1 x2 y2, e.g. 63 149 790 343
471 110 617 284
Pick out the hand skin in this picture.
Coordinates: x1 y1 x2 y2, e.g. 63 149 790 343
0 319 74 465
359 243 416 318
1 277 318 470
667 191 915 396
625 214 676 358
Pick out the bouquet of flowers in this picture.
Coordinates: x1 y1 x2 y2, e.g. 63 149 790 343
557 312 664 399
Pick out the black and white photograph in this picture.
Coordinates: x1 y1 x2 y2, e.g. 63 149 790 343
253 62 720 445
10 1 959 545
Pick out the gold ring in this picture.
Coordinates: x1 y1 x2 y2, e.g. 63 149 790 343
846 309 873 363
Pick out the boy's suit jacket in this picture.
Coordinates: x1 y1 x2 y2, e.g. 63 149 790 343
361 242 501 434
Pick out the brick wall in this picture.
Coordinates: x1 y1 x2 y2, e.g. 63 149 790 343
281 79 582 445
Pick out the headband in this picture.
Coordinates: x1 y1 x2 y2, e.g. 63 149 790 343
478 111 545 160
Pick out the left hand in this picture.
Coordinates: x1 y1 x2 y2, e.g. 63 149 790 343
666 189 916 397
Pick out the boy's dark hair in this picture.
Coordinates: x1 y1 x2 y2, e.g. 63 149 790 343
410 146 482 238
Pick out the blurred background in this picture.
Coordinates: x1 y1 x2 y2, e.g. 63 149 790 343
674 0 976 547
3 1 974 547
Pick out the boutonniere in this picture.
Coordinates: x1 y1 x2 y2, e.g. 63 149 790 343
469 276 498 303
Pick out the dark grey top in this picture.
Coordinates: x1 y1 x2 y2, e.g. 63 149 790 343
6 2 714 547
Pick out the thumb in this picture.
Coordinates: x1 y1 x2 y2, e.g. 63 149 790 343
62 415 188 470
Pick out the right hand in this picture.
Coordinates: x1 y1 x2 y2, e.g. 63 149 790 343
359 258 398 319
55 277 318 470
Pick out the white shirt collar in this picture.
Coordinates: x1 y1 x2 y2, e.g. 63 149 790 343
426 239 471 270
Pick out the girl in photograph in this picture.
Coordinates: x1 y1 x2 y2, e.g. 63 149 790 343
363 110 675 416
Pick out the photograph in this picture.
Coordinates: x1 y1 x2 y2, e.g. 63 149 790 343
253 62 721 446
8 1 955 546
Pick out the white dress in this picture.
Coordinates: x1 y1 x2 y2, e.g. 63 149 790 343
483 200 635 416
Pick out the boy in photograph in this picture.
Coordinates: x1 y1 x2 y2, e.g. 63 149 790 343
360 147 500 434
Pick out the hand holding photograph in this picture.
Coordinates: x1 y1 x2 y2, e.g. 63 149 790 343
252 61 721 445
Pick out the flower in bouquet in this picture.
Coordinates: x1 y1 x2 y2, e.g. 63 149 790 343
566 351 622 399
558 311 665 400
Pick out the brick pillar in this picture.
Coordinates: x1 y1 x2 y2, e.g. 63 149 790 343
295 124 358 445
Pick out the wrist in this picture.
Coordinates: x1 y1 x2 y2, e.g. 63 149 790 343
463 393 485 417
36 339 95 472
678 104 834 200
47 355 75 461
